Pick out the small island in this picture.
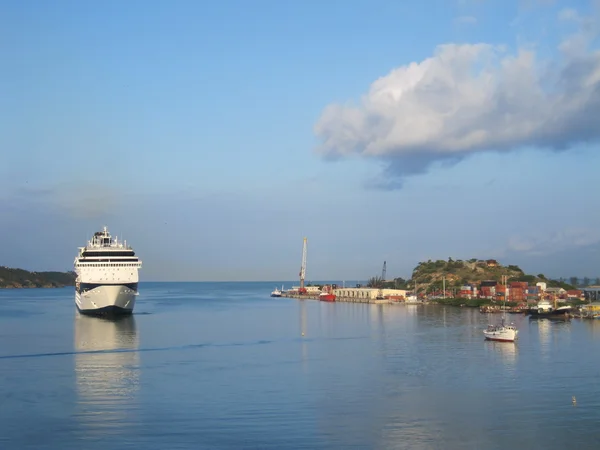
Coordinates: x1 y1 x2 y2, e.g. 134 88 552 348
370 258 574 289
0 266 76 289
367 258 592 307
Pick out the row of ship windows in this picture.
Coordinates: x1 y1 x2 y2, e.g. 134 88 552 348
76 263 139 267
82 252 136 257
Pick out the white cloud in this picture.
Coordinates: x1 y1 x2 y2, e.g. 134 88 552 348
507 227 600 255
314 7 600 184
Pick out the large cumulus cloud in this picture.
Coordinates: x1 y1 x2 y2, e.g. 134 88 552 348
314 7 600 186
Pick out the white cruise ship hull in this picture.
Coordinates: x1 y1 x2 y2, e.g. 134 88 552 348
74 227 142 316
75 284 138 316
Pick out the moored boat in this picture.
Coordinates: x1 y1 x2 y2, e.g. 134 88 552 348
404 294 421 304
319 285 336 302
319 292 336 302
528 297 571 319
270 286 283 297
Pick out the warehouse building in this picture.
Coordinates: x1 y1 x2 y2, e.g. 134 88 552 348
333 288 407 300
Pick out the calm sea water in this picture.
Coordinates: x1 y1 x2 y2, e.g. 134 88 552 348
1 282 600 449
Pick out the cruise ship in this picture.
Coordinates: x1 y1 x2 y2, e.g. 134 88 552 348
73 226 142 315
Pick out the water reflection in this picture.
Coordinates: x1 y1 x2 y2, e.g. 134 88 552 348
484 341 517 367
405 304 419 316
373 305 387 356
74 314 139 433
299 300 307 336
531 318 573 359
299 300 308 370
537 318 551 344
373 304 385 327
583 318 600 338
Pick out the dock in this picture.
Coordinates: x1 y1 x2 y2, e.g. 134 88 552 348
281 292 394 304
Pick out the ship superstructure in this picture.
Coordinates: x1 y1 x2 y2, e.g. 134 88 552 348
74 226 142 315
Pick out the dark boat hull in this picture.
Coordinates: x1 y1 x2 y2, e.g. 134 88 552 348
76 304 133 317
528 309 571 319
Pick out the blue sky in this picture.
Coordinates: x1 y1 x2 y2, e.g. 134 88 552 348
1 0 599 281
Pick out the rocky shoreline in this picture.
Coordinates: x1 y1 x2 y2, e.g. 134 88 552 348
0 266 76 289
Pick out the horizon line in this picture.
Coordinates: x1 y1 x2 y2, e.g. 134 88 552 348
139 279 369 283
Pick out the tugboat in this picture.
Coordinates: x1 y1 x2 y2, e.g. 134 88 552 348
528 295 571 319
319 285 336 302
270 286 283 297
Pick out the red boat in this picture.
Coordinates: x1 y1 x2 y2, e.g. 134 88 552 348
319 286 336 302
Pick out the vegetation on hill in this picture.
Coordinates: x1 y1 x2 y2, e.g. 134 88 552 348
0 266 76 288
367 258 579 292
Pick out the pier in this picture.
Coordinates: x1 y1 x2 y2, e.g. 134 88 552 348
285 237 400 305
281 292 394 304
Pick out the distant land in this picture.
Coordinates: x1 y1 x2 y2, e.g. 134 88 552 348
367 258 599 291
0 266 76 288
1 258 598 290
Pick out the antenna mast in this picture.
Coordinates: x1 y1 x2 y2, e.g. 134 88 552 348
299 237 307 290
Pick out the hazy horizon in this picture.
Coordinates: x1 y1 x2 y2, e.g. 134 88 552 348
5 261 598 285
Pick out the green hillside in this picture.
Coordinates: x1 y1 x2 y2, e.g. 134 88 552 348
0 266 76 288
369 258 576 291
412 258 525 289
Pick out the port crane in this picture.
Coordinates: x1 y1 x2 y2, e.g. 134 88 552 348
376 261 386 299
298 237 307 294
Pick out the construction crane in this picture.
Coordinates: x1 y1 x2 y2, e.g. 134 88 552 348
299 237 307 294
